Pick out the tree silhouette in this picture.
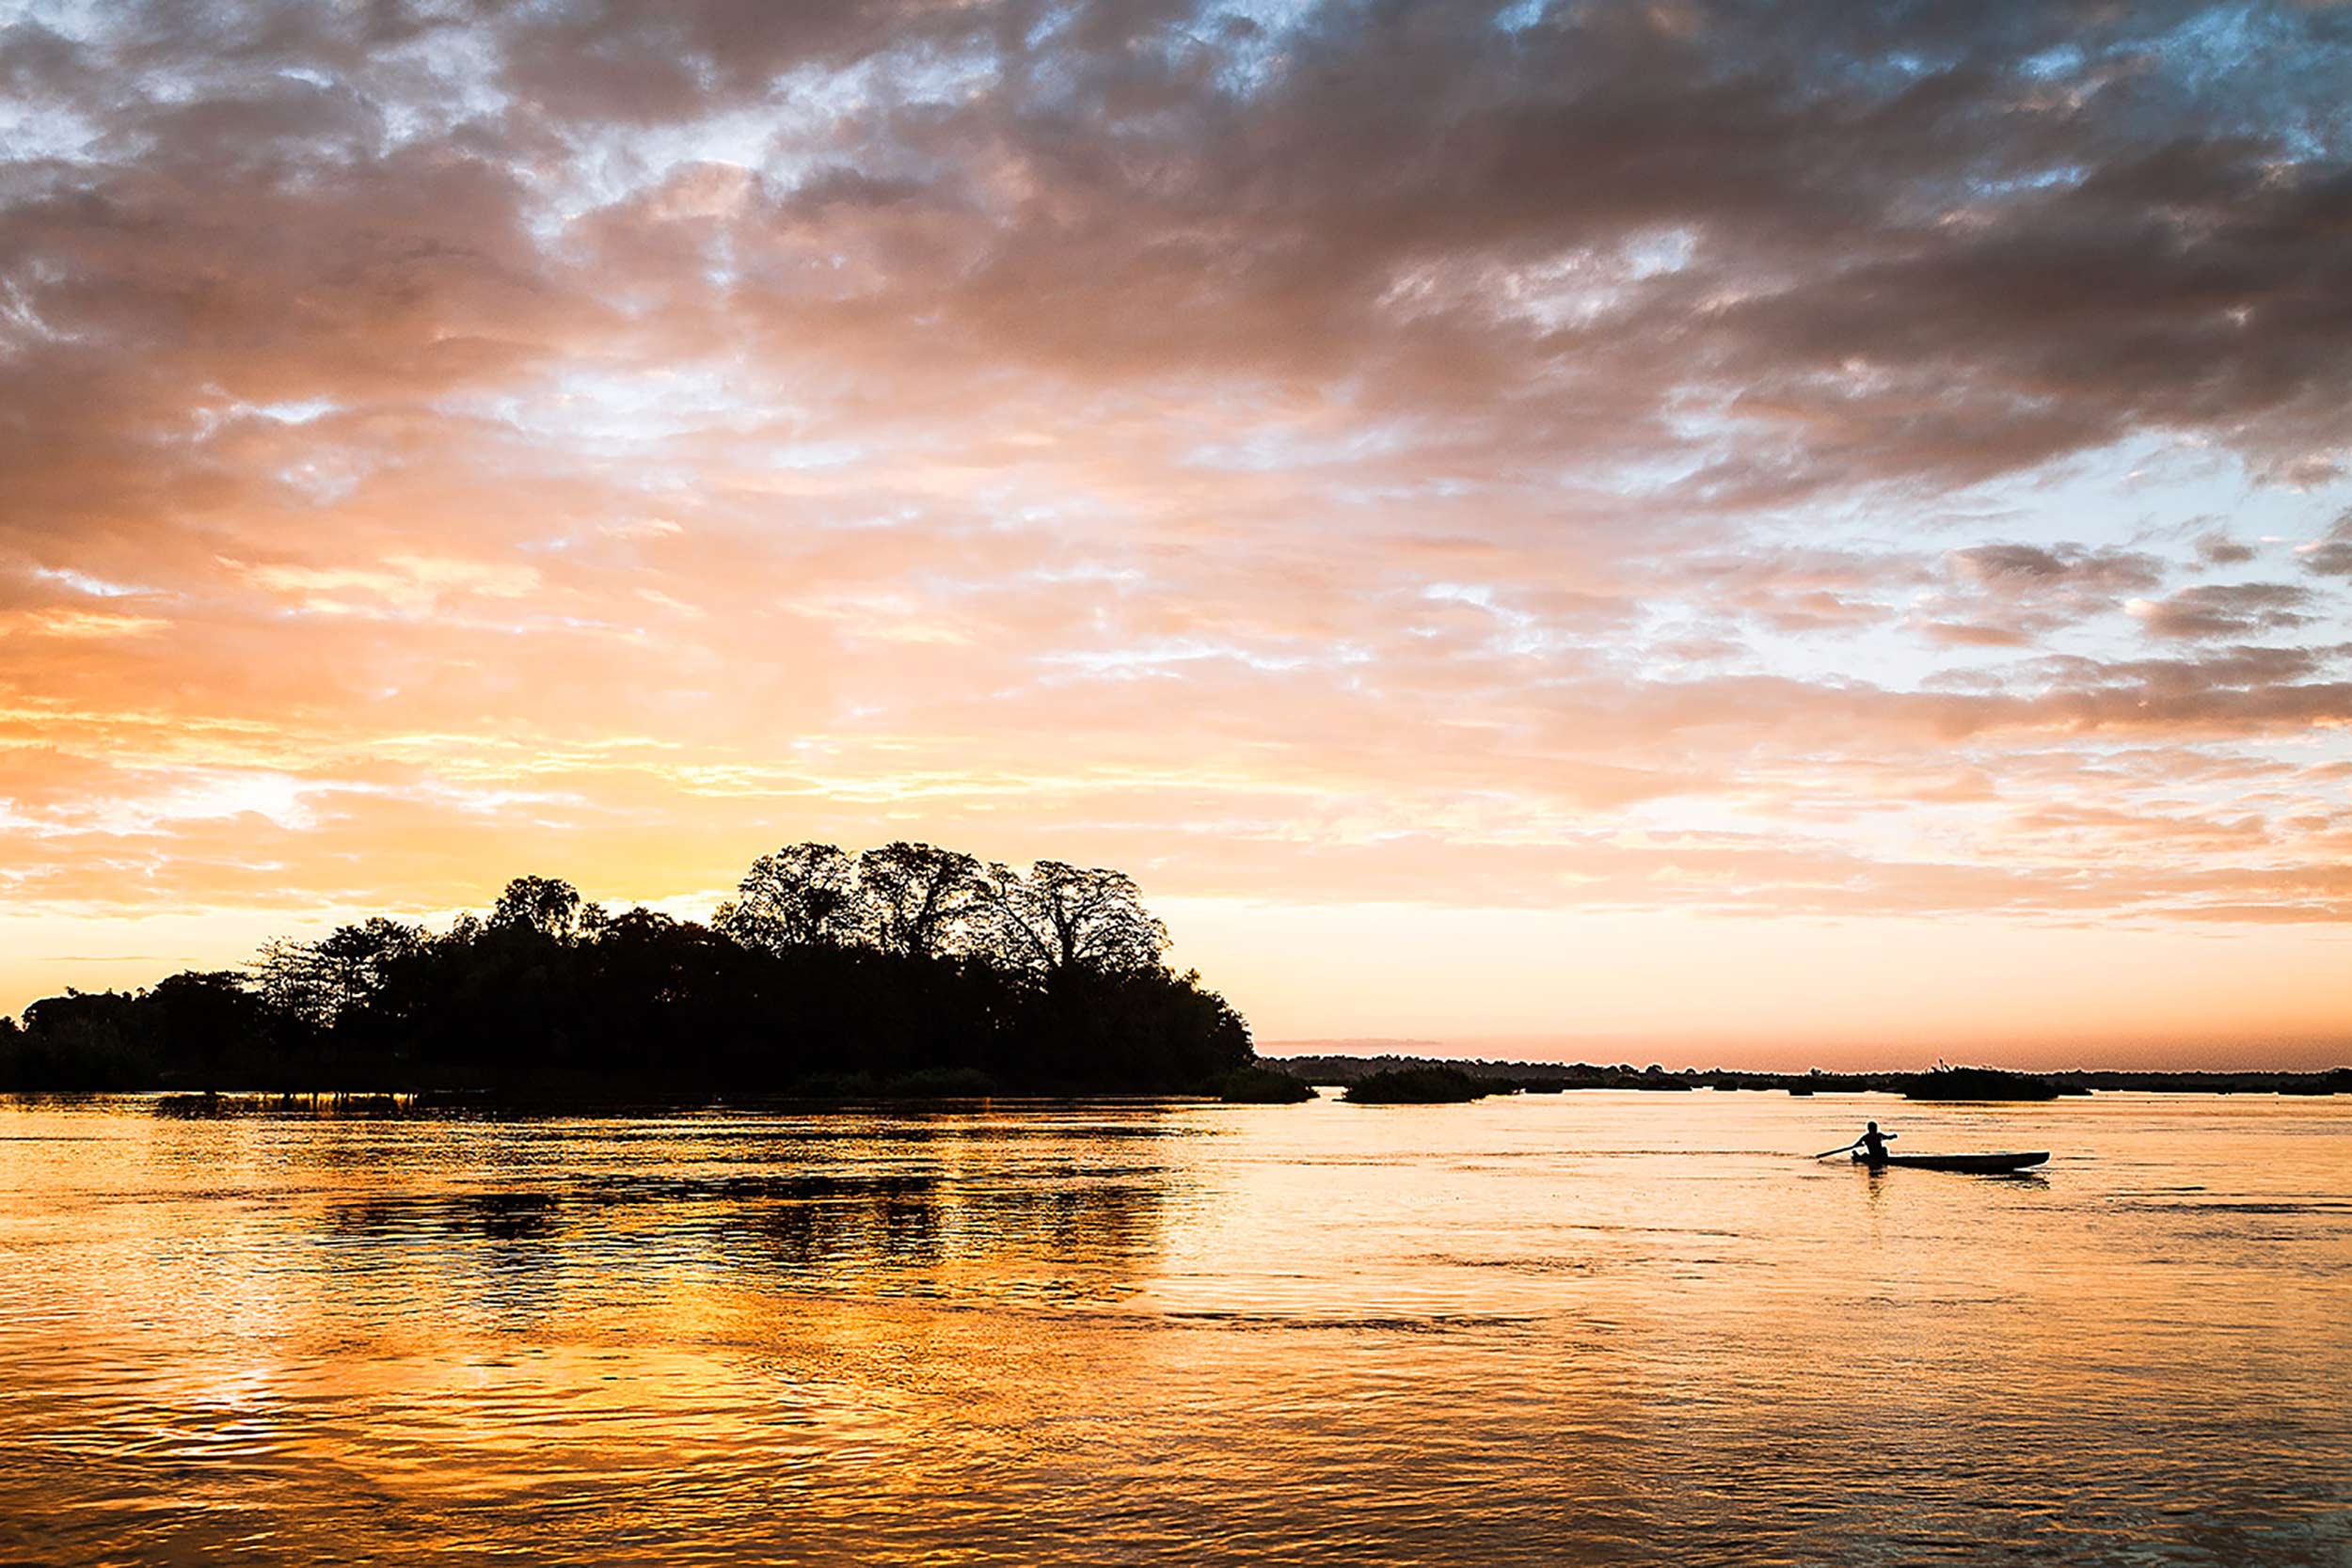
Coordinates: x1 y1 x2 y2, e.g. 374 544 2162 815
716 843 866 952
254 917 424 1024
491 876 584 941
252 937 337 1024
8 989 155 1088
146 970 271 1081
853 842 988 958
978 861 1169 982
3 843 1264 1097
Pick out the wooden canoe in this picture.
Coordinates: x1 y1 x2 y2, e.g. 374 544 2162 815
1853 1151 2048 1172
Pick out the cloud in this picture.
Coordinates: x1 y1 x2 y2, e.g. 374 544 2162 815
2300 512 2352 578
2126 583 2316 641
1 0 2351 1012
227 554 546 617
1915 541 2167 643
2195 530 2257 567
0 609 169 640
1947 545 2165 595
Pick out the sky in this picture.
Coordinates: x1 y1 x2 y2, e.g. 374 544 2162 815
2 0 2350 1068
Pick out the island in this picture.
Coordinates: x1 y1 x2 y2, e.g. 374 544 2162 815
1341 1066 1499 1104
0 844 1288 1104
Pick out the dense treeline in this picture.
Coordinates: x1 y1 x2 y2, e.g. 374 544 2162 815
0 844 1258 1098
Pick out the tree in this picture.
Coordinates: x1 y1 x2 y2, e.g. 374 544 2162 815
853 842 988 958
491 876 583 941
327 918 426 1006
977 860 1169 982
716 843 866 952
147 970 270 1072
11 989 155 1089
252 938 336 1024
1008 963 1251 1087
254 918 423 1025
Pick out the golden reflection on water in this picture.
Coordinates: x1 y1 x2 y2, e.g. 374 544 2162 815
1 1092 2347 1565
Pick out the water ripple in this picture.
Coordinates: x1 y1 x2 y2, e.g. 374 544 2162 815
0 1091 2346 1566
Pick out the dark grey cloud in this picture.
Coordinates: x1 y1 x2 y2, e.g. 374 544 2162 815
9 0 2352 512
497 0 1008 124
975 0 2352 494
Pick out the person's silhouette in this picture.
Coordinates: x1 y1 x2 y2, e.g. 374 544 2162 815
1856 1121 1896 1164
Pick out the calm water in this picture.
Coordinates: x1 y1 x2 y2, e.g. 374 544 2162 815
1 1090 2346 1565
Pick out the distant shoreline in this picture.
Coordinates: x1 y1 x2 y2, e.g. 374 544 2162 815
1269 1053 2352 1097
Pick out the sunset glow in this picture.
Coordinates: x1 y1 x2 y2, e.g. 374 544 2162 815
4 0 2350 1064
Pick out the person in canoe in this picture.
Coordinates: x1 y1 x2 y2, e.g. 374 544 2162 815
1855 1121 1896 1165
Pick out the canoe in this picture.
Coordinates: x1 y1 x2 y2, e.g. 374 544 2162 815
1854 1151 2048 1173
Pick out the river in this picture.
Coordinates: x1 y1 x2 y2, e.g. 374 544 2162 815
1 1089 2345 1564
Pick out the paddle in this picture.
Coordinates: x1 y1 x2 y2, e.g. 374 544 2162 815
1812 1140 1862 1159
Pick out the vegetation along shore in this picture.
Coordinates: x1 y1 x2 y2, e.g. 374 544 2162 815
0 844 1257 1101
1278 1055 2352 1100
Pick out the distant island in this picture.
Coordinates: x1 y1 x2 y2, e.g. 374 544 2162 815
0 844 1268 1102
1343 1066 1499 1104
1276 1053 2352 1099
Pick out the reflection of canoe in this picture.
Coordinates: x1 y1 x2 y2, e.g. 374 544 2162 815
1854 1152 2049 1173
